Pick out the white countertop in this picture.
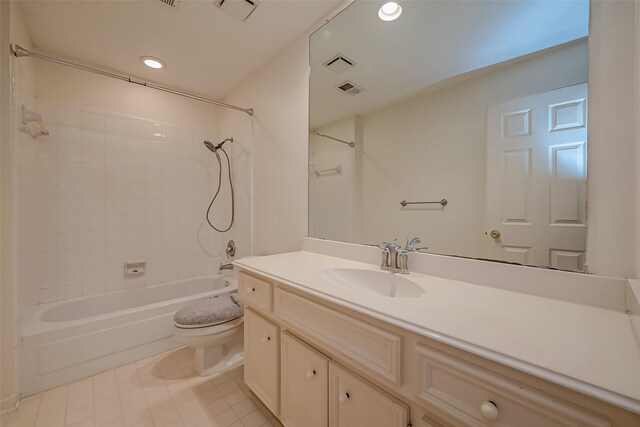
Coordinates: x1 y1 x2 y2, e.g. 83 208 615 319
235 250 640 414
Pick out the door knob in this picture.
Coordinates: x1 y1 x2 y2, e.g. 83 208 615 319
490 230 501 239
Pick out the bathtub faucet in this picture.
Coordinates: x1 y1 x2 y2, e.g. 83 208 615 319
219 262 233 272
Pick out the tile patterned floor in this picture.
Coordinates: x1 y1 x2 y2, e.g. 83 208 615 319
1 348 282 427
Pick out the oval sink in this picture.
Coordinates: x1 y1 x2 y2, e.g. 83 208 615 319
314 268 424 298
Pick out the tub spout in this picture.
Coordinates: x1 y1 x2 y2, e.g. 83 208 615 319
219 262 234 272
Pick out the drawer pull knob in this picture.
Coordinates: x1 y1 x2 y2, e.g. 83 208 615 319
262 336 271 343
339 392 350 403
306 370 317 378
248 287 255 293
480 401 499 421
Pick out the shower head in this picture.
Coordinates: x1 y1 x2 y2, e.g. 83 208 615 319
204 140 217 153
204 138 233 153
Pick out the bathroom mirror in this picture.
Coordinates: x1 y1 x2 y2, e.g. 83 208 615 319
308 0 590 272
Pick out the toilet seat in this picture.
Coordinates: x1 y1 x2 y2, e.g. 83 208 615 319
174 316 244 337
173 294 244 329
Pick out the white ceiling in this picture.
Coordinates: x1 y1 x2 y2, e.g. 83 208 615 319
17 0 342 100
310 0 589 128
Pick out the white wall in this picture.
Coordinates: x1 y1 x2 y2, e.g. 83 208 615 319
586 0 637 278
1 0 16 414
33 61 221 134
636 1 640 279
3 0 36 409
220 37 311 256
357 42 587 258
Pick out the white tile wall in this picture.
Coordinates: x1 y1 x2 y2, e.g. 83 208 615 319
13 98 243 308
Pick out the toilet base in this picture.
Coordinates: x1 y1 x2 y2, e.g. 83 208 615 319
195 348 244 376
193 326 244 377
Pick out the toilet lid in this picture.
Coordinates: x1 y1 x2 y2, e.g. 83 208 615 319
174 293 244 329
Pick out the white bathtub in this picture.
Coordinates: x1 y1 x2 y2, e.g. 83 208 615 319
21 275 237 396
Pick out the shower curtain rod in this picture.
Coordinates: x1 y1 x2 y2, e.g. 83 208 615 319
11 44 254 116
309 130 354 148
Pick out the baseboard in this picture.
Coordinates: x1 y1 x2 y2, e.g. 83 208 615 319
0 392 18 415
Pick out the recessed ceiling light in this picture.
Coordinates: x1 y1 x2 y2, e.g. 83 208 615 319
378 2 402 21
141 56 165 69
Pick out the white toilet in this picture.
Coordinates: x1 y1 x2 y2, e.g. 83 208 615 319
173 294 244 376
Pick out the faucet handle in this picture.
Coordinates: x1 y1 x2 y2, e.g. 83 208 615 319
390 239 401 250
378 243 390 268
405 237 422 251
397 249 409 274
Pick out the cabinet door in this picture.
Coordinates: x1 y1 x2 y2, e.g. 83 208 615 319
281 332 329 427
244 308 279 415
329 362 409 427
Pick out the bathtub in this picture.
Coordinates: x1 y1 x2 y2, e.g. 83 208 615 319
21 275 237 396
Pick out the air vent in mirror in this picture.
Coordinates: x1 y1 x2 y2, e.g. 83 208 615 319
337 81 365 96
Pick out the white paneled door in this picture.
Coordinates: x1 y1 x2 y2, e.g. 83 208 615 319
486 83 587 272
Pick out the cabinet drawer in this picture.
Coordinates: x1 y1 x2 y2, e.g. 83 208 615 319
415 344 610 427
244 308 279 415
329 362 409 427
274 287 402 385
239 271 273 313
281 332 329 427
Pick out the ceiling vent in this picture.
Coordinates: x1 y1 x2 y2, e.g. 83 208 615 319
337 81 365 96
215 0 260 22
157 0 182 8
323 54 356 73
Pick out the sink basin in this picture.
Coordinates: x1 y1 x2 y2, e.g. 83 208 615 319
314 268 424 298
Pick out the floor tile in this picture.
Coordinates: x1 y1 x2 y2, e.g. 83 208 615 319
2 348 285 427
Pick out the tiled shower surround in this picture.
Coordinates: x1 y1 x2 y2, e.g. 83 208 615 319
13 98 241 308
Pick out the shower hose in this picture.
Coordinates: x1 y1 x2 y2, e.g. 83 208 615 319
205 146 234 232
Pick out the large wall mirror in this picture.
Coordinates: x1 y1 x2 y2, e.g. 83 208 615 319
308 0 590 272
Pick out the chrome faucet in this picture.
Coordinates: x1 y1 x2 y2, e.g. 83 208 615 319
219 262 233 272
405 237 421 251
378 240 409 274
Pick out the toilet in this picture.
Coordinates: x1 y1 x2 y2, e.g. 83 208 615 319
173 293 244 376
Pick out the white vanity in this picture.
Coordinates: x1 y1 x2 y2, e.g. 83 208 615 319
235 239 640 427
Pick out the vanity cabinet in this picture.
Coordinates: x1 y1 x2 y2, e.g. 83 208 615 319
239 271 273 313
273 286 403 385
329 362 410 427
238 270 639 427
280 332 329 427
415 344 611 427
244 308 279 415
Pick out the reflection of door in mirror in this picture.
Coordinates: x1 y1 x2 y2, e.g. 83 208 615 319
487 83 587 271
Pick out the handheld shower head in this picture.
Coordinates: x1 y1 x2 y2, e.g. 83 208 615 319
203 138 234 153
204 140 217 153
